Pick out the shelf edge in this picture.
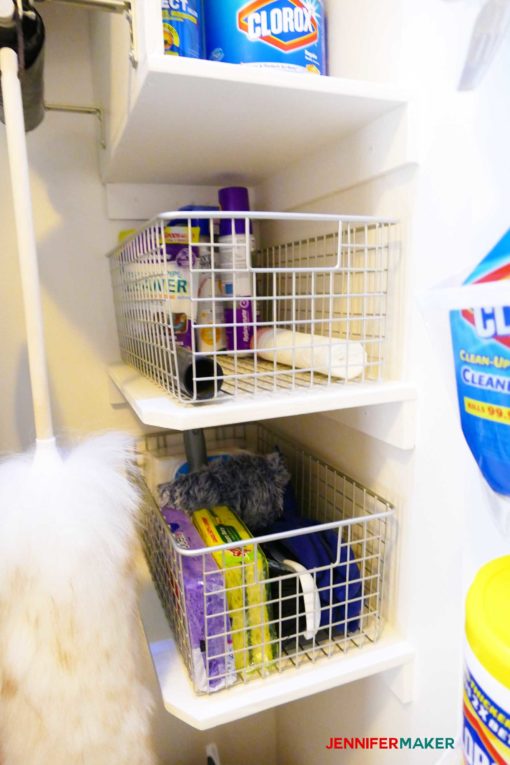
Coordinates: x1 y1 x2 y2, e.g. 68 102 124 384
149 629 414 730
108 363 418 431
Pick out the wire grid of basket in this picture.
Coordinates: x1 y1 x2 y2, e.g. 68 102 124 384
140 424 394 694
109 213 396 403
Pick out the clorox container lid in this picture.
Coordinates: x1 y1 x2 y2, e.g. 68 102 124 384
466 556 510 689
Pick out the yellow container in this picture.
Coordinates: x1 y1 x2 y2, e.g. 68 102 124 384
463 556 510 764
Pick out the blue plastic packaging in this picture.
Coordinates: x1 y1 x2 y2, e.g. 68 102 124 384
162 0 202 59
450 230 510 495
204 0 327 75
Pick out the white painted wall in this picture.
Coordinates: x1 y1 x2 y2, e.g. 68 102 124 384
275 2 510 764
0 6 278 764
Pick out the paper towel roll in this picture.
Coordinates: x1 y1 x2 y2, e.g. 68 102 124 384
254 328 366 380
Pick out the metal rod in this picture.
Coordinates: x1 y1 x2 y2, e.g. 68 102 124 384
36 0 127 12
44 102 105 149
183 429 208 473
45 102 100 115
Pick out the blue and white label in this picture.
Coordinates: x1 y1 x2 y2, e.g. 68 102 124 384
449 229 510 495
204 0 326 74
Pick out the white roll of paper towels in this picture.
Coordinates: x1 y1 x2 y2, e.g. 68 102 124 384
253 328 366 380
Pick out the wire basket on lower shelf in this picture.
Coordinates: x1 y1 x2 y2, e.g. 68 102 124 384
140 424 395 695
109 212 397 404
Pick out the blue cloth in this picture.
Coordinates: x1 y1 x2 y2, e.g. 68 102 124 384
262 484 362 634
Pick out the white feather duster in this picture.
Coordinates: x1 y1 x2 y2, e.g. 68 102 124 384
0 433 156 765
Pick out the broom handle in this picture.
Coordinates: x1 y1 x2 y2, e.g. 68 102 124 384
0 47 54 441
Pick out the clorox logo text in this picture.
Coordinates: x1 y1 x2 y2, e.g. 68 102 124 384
237 0 320 52
461 261 510 348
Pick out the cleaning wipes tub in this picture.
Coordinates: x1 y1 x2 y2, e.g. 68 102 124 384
463 556 510 765
204 0 327 75
449 230 510 498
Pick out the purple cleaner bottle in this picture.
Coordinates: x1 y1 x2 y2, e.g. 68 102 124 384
218 187 255 354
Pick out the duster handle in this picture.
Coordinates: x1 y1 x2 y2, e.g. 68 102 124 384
0 46 54 441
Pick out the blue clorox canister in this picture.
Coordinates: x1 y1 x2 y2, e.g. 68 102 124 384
162 0 203 59
204 0 327 75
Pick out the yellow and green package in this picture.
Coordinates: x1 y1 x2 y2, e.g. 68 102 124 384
192 506 275 672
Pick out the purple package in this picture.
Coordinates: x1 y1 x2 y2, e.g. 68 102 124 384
161 506 236 691
164 225 199 350
225 300 254 352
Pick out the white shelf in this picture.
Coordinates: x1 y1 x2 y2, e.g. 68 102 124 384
140 581 413 731
108 363 417 432
102 54 408 185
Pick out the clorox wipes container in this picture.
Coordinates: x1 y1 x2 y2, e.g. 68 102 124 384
463 557 510 765
204 0 327 75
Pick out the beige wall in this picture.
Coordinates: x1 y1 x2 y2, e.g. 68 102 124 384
0 7 277 764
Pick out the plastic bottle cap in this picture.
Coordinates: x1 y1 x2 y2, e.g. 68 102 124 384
465 555 510 689
218 186 252 237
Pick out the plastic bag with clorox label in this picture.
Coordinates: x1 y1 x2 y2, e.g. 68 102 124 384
449 230 510 507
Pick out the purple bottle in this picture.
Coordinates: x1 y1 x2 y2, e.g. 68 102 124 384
218 187 255 354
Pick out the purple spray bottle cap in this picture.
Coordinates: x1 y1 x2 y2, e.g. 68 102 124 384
219 186 252 237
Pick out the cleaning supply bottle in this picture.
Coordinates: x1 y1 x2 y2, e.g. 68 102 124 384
463 556 510 765
196 215 227 355
177 206 227 354
203 0 327 75
161 0 202 59
218 186 255 354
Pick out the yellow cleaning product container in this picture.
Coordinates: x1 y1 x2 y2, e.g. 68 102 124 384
463 556 510 765
192 506 275 673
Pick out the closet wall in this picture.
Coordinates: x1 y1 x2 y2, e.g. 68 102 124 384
273 3 510 764
0 6 277 764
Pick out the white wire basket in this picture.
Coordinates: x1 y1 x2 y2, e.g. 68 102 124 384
140 424 395 695
109 212 397 404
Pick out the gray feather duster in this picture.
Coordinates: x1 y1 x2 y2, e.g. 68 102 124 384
159 452 290 532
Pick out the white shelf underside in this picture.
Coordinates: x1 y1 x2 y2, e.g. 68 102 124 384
103 57 408 186
108 363 417 432
140 580 413 731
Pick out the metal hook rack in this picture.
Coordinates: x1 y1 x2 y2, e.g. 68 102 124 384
44 101 105 147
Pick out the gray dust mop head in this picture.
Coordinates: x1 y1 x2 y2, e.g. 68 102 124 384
159 451 291 532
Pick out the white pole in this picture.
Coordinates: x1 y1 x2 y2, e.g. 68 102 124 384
0 47 54 442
